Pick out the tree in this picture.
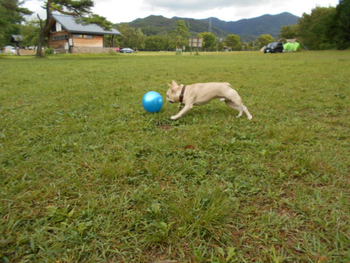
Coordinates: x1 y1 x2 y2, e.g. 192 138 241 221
36 0 94 57
145 35 170 51
334 0 350 49
225 34 242 51
280 24 299 39
242 40 259 51
257 34 275 48
80 14 113 30
21 20 40 47
172 20 189 49
199 32 217 51
117 24 145 50
0 0 31 47
298 7 336 50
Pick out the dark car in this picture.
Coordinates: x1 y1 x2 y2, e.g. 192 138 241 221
264 42 284 53
120 48 134 53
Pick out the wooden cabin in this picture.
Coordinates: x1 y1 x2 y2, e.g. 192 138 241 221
49 14 120 53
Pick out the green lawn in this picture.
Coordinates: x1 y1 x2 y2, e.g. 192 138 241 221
1 51 349 263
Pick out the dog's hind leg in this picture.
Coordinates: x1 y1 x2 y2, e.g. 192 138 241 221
225 101 252 120
225 100 241 117
242 104 253 120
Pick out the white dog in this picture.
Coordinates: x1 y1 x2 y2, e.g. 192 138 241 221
166 80 253 120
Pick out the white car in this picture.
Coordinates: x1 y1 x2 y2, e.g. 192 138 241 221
3 46 16 54
120 48 135 53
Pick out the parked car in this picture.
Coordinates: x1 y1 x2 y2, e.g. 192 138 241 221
3 45 16 54
264 42 284 53
120 48 134 53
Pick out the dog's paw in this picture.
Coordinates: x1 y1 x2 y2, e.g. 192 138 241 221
170 115 178 120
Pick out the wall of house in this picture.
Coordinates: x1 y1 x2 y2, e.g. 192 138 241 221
72 35 103 48
49 32 104 49
71 47 116 54
48 31 69 49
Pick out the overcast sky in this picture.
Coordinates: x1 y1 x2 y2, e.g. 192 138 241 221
24 0 339 23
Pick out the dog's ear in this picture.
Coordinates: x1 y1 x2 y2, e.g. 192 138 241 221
168 83 172 88
171 80 179 92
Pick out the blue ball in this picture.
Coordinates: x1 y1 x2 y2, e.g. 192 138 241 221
142 91 164 113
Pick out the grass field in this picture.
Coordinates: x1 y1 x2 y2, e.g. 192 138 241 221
1 51 350 263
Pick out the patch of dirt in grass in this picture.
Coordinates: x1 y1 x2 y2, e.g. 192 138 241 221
184 145 196 150
159 125 172 130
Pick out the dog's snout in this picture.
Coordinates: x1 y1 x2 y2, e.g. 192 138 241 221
166 95 174 103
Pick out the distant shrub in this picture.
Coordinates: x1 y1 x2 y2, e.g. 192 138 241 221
45 47 55 55
108 49 117 55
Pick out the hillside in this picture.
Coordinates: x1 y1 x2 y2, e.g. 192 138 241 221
126 15 227 37
121 12 299 40
209 12 300 40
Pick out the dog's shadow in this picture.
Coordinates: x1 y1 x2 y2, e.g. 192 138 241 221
175 104 238 121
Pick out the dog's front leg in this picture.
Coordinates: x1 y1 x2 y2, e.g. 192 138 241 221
171 104 193 120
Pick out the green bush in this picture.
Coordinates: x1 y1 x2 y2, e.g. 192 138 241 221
45 47 55 55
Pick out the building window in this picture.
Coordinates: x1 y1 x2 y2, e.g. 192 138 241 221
56 22 62 32
83 35 94 39
51 22 63 32
52 34 68 41
73 34 95 39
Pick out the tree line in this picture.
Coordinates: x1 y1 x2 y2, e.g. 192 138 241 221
1 0 349 54
281 1 350 50
116 1 350 51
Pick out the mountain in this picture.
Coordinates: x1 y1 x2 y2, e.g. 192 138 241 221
121 12 299 41
208 12 300 40
126 15 227 37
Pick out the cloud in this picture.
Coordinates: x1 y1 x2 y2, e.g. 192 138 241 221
23 0 339 23
144 0 272 11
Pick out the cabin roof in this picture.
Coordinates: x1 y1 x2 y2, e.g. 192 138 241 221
52 13 120 35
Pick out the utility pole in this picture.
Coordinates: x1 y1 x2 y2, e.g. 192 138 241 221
208 17 212 32
208 17 213 32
